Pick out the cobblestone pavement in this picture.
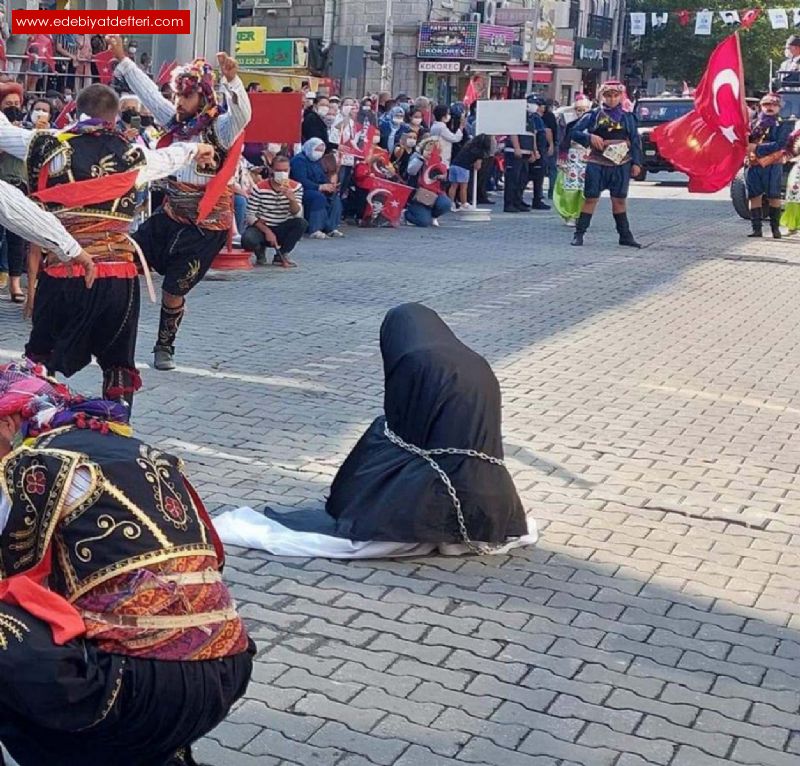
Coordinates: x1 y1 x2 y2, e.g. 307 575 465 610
2 179 800 765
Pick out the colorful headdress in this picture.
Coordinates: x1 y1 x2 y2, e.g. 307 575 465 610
574 92 592 110
0 360 130 440
760 92 781 106
599 80 624 96
171 58 219 109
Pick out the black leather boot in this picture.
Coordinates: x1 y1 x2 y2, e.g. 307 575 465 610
614 212 641 248
748 207 763 237
769 207 782 239
572 212 592 246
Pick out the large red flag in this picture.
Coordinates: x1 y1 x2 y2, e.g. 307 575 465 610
362 177 412 227
652 33 749 193
92 48 117 85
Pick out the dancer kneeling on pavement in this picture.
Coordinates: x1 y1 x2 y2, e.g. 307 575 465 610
290 138 344 240
570 80 643 248
242 154 307 267
746 93 793 239
215 303 538 558
0 361 253 766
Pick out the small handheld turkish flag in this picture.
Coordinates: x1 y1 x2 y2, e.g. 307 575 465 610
652 33 749 193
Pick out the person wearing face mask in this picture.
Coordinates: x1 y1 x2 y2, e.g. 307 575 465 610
290 138 344 239
255 142 284 180
407 108 427 141
302 95 334 151
392 130 417 178
429 104 462 165
569 80 643 247
380 105 409 153
0 82 25 126
23 98 52 130
242 155 307 267
324 99 340 147
503 95 548 213
358 98 379 128
404 137 451 227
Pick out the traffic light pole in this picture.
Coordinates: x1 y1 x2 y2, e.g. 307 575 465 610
380 0 393 93
525 0 541 96
219 0 233 55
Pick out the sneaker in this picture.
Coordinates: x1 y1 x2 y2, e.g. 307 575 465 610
327 229 345 238
431 218 440 227
309 231 327 240
458 203 473 211
153 348 176 371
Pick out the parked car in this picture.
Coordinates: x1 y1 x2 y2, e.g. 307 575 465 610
634 97 694 181
730 91 800 219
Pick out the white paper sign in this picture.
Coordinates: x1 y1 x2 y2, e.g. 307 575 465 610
476 99 527 136
630 12 646 35
719 10 740 25
768 8 789 28
651 12 668 29
695 9 714 34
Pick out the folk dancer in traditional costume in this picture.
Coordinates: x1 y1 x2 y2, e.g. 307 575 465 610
746 93 793 239
109 36 252 371
570 80 643 248
553 93 592 226
0 361 253 766
0 85 215 408
215 303 538 559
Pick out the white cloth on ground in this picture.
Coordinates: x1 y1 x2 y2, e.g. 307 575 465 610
214 506 538 559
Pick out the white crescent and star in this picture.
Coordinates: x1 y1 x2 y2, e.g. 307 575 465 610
711 68 741 143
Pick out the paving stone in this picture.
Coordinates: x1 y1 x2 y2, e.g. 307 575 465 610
370 714 470 756
410 681 502 719
458 736 561 766
636 715 733 757
578 723 675 765
519 729 617 766
308 722 408 766
294 693 385 732
274 667 363 703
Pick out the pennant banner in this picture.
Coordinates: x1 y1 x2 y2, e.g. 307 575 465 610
631 7 798 34
630 12 647 35
769 8 789 29
695 9 714 34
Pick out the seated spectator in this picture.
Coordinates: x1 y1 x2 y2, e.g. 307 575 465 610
407 107 428 141
290 137 343 239
449 133 494 210
380 105 408 153
23 96 51 128
429 104 463 164
0 82 24 124
242 155 307 267
254 142 284 180
392 130 417 177
232 152 255 241
302 94 333 150
404 137 451 228
246 81 261 93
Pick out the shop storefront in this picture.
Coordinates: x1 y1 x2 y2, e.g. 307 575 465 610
417 21 515 103
573 37 605 97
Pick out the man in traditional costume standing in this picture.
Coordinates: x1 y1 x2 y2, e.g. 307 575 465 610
0 84 215 407
569 80 643 248
0 361 253 766
108 37 252 371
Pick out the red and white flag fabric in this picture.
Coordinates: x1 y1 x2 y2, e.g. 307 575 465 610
53 99 77 129
157 59 177 86
92 48 117 85
362 177 412 227
740 8 761 29
652 33 749 193
339 123 378 161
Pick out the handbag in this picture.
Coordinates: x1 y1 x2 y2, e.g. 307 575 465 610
413 187 438 207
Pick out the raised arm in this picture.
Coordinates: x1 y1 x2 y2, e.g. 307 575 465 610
137 141 208 185
212 52 252 150
0 110 36 159
112 47 177 127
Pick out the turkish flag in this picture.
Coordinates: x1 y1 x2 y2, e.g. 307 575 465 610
157 59 177 86
740 8 761 29
339 123 378 161
362 176 412 227
92 48 117 85
53 100 76 129
652 33 748 193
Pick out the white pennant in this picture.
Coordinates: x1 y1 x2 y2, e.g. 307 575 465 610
719 9 740 25
768 8 789 28
651 11 669 28
793 7 800 27
695 9 714 34
630 12 646 35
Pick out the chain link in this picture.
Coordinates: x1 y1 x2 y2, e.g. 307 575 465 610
383 422 505 555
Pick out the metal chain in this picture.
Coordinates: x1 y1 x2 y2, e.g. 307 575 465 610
383 422 505 555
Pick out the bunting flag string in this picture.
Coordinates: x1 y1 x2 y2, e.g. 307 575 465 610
630 6 800 34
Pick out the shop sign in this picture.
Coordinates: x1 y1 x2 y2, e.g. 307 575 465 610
495 7 533 25
574 37 604 69
552 38 574 67
476 24 516 61
235 27 268 56
238 38 309 69
418 61 462 72
521 0 557 63
418 22 479 59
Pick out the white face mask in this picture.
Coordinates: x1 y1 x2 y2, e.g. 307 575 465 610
31 109 48 123
267 143 282 154
527 105 537 114
406 139 417 148
316 105 330 117
273 171 289 183
392 117 403 125
313 150 325 160
341 105 353 116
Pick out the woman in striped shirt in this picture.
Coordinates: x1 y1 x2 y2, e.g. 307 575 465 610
242 155 308 268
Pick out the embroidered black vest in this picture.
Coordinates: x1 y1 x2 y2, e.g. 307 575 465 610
0 428 215 601
27 130 146 222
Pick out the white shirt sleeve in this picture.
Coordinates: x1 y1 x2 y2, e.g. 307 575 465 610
116 56 177 127
0 179 82 261
137 141 199 186
212 76 252 150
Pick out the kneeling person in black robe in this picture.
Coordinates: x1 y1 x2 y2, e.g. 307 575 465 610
215 302 537 557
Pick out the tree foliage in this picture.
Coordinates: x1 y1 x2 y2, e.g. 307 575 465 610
629 2 788 93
